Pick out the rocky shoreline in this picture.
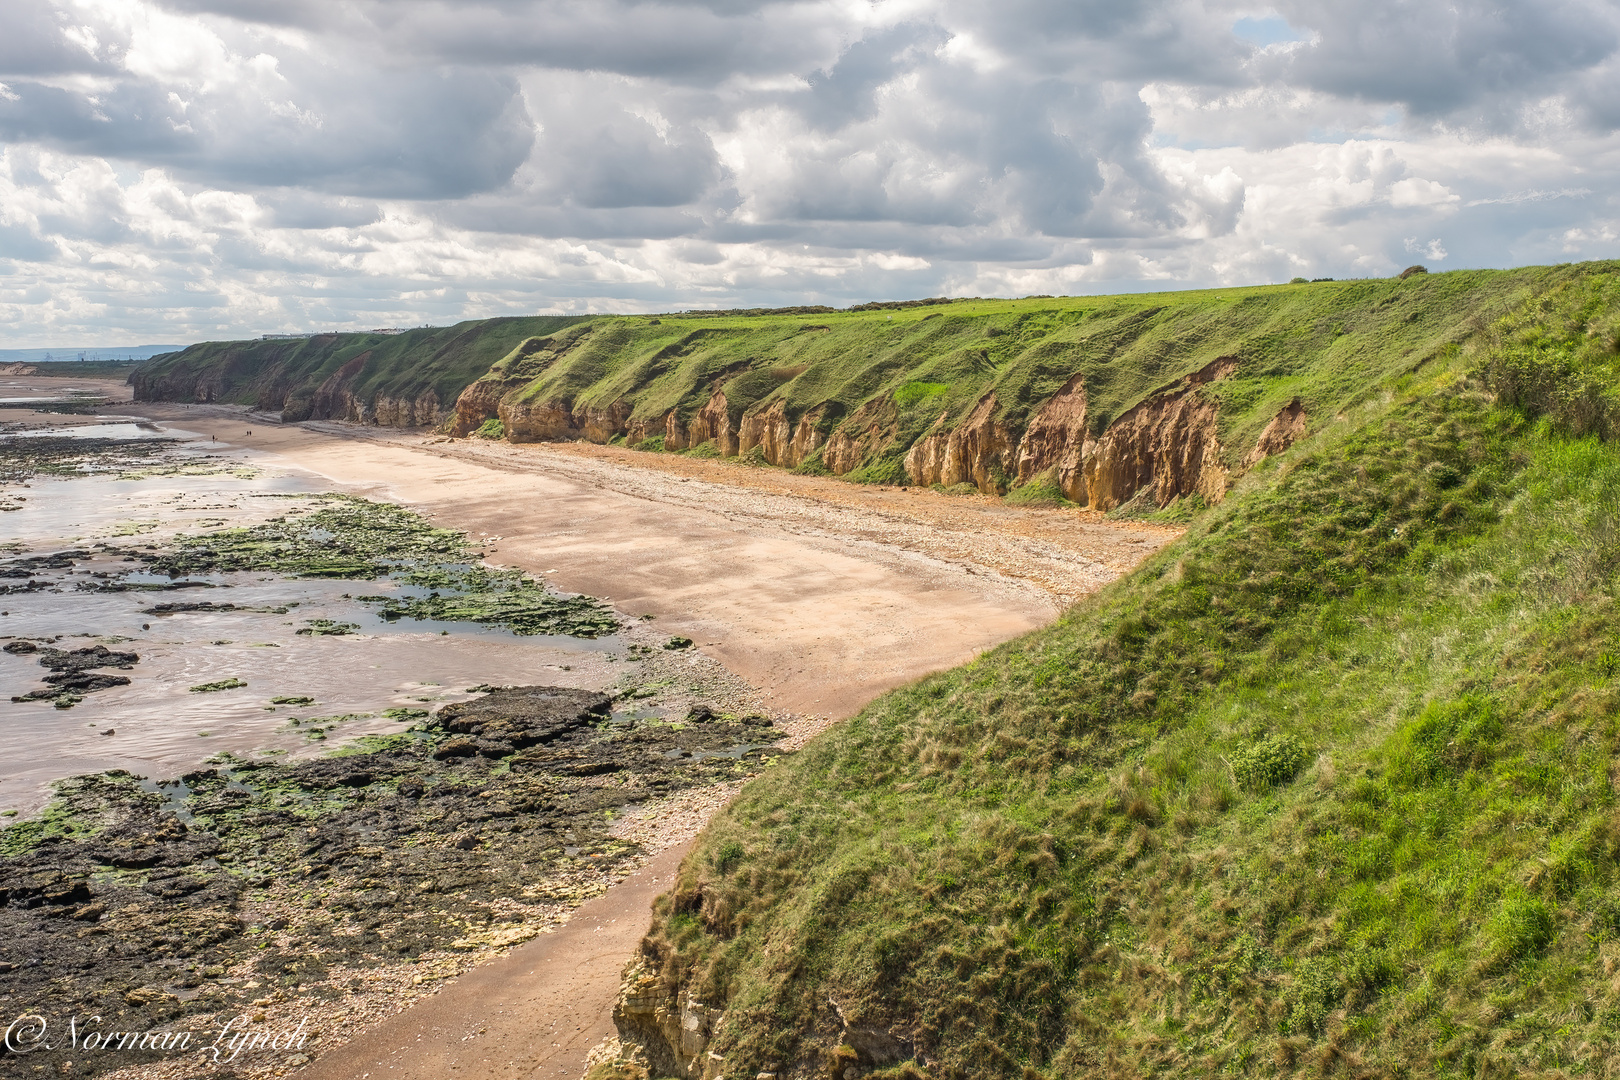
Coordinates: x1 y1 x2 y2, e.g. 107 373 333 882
0 679 785 1080
0 426 791 1079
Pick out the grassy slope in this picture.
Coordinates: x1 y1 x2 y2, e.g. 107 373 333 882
28 359 145 378
133 316 588 416
642 264 1620 1079
483 270 1560 487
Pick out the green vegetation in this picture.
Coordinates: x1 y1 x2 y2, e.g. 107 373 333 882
296 618 359 635
635 264 1620 1078
474 417 505 439
1002 466 1074 507
131 316 589 421
151 494 618 638
0 434 180 485
188 678 245 693
365 569 619 637
464 267 1578 498
151 495 468 579
30 359 145 378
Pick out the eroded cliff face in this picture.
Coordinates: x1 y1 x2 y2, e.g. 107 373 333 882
1077 357 1236 510
600 951 921 1080
736 399 829 467
685 388 739 456
1015 373 1090 492
456 353 1265 511
899 356 1239 509
276 351 453 427
450 378 515 436
904 393 1017 492
608 957 726 1079
821 397 897 475
1245 398 1308 466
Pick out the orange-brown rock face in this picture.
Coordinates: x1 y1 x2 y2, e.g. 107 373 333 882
821 398 897 475
904 394 1017 492
1016 374 1091 499
450 378 514 436
736 399 829 467
500 398 633 443
1080 357 1236 510
791 407 828 464
370 389 442 427
660 410 692 450
739 399 788 463
1244 398 1307 466
683 388 738 455
897 357 1236 507
501 398 579 442
448 350 1244 510
577 403 628 444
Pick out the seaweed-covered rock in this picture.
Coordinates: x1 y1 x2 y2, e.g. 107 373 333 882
10 644 140 704
430 686 612 757
0 689 782 1078
38 644 139 672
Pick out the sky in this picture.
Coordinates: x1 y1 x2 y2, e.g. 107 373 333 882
0 0 1618 345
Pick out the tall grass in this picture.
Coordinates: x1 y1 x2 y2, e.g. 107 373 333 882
641 275 1620 1078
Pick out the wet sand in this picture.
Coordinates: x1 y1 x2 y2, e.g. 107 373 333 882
128 400 1176 721
8 377 1180 1080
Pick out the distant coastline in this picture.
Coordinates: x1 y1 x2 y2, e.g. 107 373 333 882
0 344 184 364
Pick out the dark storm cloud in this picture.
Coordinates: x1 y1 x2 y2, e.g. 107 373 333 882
194 67 536 199
0 81 196 158
799 22 948 130
528 96 725 209
153 0 341 27
155 0 836 84
946 0 1250 84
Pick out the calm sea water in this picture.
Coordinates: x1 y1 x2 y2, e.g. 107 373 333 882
0 421 624 816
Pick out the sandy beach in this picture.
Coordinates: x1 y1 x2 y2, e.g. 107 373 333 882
129 400 1176 722
5 376 1178 1080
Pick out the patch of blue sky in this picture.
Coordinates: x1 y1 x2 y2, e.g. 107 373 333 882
1232 14 1306 47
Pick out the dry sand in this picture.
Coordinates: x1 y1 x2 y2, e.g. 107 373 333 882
128 403 1177 721
9 379 1180 1080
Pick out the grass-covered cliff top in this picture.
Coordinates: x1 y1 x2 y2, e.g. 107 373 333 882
629 264 1620 1078
474 266 1596 489
131 316 588 419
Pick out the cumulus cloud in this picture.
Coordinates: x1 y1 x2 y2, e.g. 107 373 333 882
0 0 1616 342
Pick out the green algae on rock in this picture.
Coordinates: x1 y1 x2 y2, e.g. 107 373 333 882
0 688 782 1078
365 570 620 638
0 433 181 484
150 494 620 638
148 495 466 580
189 677 246 693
